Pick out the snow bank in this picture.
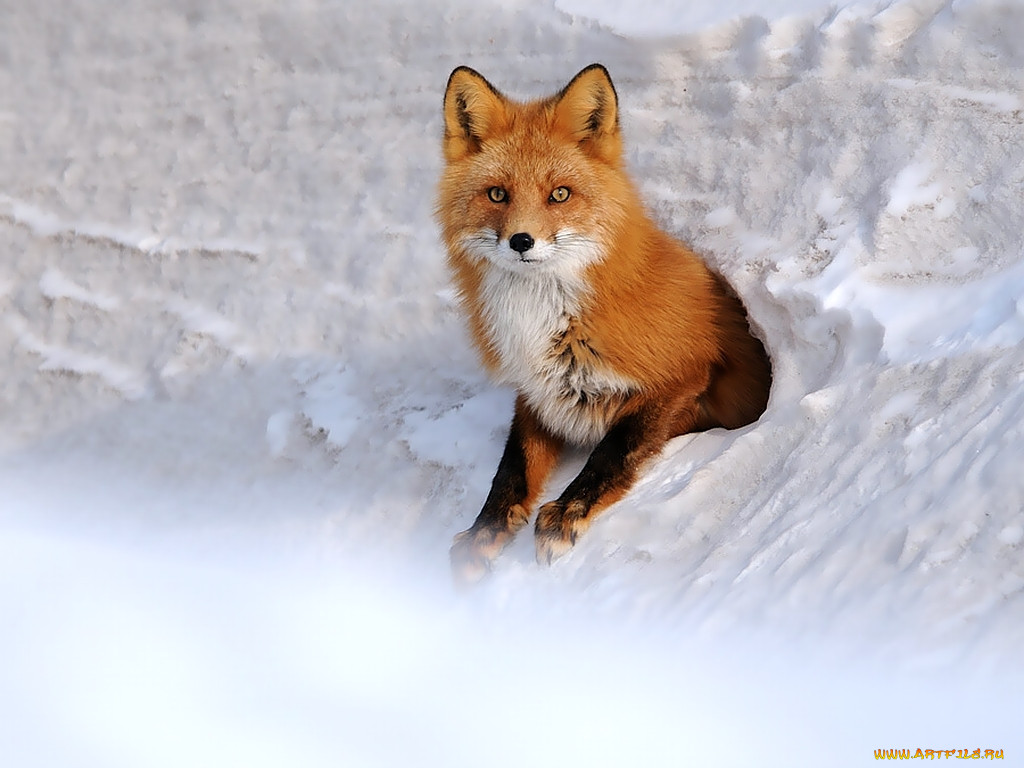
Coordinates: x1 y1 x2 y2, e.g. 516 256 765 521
2 0 1023 765
557 0 848 37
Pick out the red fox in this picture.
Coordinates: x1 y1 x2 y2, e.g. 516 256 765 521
437 64 771 584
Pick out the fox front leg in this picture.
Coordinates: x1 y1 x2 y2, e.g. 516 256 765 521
450 396 562 585
534 397 701 565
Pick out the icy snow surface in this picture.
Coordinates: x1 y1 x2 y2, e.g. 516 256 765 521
2 0 1023 765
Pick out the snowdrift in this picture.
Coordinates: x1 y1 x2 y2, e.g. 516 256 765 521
2 0 1022 765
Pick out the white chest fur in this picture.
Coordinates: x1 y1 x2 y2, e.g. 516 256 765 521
478 268 635 445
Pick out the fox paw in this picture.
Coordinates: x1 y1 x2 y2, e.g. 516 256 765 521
449 505 530 587
449 529 495 587
534 499 589 565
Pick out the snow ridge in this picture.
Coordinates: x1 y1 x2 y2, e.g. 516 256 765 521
2 0 1023 765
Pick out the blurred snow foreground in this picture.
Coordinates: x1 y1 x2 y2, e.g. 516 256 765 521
2 0 1023 766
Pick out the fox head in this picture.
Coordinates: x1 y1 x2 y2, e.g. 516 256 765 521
437 64 638 277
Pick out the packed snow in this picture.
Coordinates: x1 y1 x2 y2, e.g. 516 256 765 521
2 0 1023 765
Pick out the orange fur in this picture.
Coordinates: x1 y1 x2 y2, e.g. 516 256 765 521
437 65 771 583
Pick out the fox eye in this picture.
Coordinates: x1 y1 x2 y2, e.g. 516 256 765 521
549 186 571 203
487 186 508 203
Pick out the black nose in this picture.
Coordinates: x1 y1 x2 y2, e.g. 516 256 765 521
508 232 534 254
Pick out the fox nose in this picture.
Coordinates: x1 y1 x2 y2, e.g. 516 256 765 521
508 232 534 254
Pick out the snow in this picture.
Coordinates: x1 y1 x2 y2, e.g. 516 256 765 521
2 0 1023 765
556 0 843 37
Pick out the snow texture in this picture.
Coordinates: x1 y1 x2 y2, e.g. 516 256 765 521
2 0 1023 766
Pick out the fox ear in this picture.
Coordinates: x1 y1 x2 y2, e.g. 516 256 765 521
443 67 508 161
553 64 622 162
